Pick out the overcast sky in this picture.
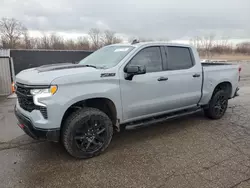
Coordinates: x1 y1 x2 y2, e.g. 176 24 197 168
1 0 250 40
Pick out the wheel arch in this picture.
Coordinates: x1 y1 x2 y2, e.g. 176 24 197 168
212 81 232 98
61 97 118 129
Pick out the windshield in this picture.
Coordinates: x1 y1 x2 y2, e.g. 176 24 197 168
79 46 134 68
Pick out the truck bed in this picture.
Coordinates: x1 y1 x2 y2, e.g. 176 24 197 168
200 62 240 105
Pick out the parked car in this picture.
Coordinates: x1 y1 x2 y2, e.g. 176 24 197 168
14 42 240 158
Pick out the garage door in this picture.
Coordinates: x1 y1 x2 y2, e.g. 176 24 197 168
0 57 11 96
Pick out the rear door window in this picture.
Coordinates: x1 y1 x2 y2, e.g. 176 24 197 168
166 46 193 70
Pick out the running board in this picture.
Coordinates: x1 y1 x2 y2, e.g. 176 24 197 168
125 108 202 130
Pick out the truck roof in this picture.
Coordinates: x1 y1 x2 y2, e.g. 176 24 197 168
110 42 193 48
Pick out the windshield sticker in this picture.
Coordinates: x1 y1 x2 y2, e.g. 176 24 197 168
114 48 129 52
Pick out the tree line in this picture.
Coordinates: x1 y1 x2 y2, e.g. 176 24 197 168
190 35 250 58
0 18 122 50
0 17 250 57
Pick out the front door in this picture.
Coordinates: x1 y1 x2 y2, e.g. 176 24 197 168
120 46 170 122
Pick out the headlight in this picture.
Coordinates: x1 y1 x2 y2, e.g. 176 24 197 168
31 85 57 107
30 85 57 96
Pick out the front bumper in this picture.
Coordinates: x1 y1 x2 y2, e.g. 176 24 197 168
14 106 60 142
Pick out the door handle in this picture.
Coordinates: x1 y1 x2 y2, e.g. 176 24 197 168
157 77 168 81
193 74 200 78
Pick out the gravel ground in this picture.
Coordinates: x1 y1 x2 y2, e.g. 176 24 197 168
1 79 250 188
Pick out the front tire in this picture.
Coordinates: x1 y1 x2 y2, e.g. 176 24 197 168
62 107 113 159
204 90 229 119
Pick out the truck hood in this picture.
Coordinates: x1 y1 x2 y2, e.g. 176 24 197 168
15 63 99 85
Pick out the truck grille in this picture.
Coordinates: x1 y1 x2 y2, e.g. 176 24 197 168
16 82 48 119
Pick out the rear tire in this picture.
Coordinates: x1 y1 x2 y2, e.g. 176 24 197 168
62 107 113 159
204 90 228 119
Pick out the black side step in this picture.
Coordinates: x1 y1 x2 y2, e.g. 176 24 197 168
125 108 202 130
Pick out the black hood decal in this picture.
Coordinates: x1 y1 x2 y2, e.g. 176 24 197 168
36 63 96 73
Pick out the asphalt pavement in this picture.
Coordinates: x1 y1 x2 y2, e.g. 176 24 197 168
1 63 250 188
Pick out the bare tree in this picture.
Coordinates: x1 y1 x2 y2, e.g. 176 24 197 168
37 33 51 49
235 42 250 54
190 35 235 57
21 31 38 49
102 30 122 45
200 34 215 59
211 37 232 54
76 36 90 50
64 39 76 50
0 18 27 48
190 36 202 49
103 30 114 45
23 31 31 49
88 28 103 50
49 33 65 49
190 34 215 58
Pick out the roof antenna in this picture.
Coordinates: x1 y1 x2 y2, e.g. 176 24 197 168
131 39 139 45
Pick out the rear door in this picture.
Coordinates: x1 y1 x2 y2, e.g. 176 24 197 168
163 46 202 110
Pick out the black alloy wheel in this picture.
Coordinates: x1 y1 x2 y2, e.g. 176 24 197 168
74 116 107 153
213 94 228 117
204 90 229 119
62 107 113 159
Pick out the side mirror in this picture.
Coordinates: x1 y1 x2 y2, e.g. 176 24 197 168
125 65 146 74
124 65 146 80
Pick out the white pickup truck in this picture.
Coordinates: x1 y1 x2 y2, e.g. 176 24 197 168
14 42 240 158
